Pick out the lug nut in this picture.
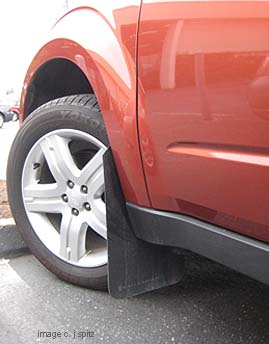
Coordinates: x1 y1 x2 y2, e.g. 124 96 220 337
81 185 88 194
72 208 79 216
84 202 91 211
62 194 68 202
67 180 74 189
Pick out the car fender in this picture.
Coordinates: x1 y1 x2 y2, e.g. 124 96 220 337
21 3 150 206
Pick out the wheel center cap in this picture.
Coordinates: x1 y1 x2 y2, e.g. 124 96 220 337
67 188 84 209
69 197 81 209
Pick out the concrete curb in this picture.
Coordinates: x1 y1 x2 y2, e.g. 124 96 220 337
0 225 29 259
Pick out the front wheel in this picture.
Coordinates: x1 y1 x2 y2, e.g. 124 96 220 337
7 94 109 290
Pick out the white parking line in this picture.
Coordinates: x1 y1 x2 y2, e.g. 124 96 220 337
0 218 15 227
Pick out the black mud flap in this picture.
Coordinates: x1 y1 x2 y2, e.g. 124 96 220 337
104 148 184 298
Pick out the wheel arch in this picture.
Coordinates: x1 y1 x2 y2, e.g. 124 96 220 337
23 58 96 117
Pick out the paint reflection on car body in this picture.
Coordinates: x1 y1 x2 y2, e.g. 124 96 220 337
138 1 269 241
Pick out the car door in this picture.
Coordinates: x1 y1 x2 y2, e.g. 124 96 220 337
137 0 269 242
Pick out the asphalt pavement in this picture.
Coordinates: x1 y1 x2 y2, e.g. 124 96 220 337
1 251 269 344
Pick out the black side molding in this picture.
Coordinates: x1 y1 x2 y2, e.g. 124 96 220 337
127 203 269 286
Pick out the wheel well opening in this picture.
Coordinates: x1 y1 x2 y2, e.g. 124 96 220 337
24 58 93 117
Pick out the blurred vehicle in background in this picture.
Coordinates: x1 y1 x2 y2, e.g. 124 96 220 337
0 104 18 128
10 105 20 121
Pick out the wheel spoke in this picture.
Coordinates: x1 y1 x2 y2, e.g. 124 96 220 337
40 134 80 184
24 196 63 213
78 148 105 185
85 210 107 239
23 182 63 213
91 198 106 226
59 214 88 262
87 167 105 200
24 181 63 198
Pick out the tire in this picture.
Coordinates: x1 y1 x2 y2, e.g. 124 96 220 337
7 94 109 290
0 113 4 128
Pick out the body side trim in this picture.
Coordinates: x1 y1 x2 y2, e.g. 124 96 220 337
127 203 269 285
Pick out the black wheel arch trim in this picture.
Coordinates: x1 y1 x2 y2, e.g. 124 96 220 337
126 203 269 286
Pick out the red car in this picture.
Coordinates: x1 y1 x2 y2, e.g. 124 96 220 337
7 1 269 298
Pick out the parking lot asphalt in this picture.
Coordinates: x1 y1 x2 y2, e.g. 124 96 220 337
0 225 28 259
1 251 269 344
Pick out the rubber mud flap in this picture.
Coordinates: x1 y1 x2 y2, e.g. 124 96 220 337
103 148 184 298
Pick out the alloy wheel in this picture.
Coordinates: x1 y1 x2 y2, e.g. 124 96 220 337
22 129 107 268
